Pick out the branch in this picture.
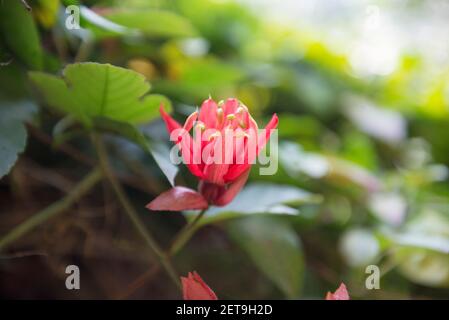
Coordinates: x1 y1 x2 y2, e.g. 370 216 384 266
168 209 207 257
91 133 180 289
0 167 102 252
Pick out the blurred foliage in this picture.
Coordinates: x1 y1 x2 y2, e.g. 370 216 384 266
0 0 448 299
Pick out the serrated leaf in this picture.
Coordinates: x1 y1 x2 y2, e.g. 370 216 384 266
0 0 43 69
29 63 171 126
227 217 304 298
0 121 27 179
0 100 37 178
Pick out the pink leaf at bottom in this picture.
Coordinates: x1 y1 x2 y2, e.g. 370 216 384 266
181 271 218 300
325 283 350 300
146 186 208 211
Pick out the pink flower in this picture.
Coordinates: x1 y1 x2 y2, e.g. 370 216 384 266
325 283 350 300
147 98 278 211
181 271 218 300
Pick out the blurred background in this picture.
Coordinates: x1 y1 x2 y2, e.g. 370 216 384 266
1 0 449 299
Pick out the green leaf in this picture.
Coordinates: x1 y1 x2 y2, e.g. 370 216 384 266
0 62 29 100
394 247 449 288
388 210 449 254
147 141 178 187
280 142 329 179
227 216 304 298
386 211 449 288
0 40 9 62
0 0 43 69
29 63 171 126
191 183 322 226
104 10 197 38
29 63 176 184
279 142 382 192
0 100 37 178
341 130 379 170
0 121 26 179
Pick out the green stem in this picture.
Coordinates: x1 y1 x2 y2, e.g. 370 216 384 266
91 134 180 288
168 209 207 257
0 167 102 252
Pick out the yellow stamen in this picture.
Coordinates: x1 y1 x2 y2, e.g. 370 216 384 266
217 108 224 124
183 111 198 130
234 131 250 139
239 103 249 112
208 131 221 141
226 113 236 120
195 122 206 131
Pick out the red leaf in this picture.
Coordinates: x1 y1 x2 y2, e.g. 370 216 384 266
181 271 218 300
325 283 350 300
146 186 208 211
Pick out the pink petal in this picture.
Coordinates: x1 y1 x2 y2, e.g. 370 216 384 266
223 114 277 182
223 163 250 183
238 109 250 129
160 106 204 179
203 163 229 185
199 98 218 128
183 111 198 131
177 131 205 179
214 169 250 206
160 104 181 134
202 135 229 185
222 129 256 182
182 271 218 300
325 283 350 300
247 112 259 132
257 113 278 153
223 98 239 115
146 186 208 211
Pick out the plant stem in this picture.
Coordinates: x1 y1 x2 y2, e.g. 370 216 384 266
0 167 102 252
91 134 180 288
168 209 207 257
